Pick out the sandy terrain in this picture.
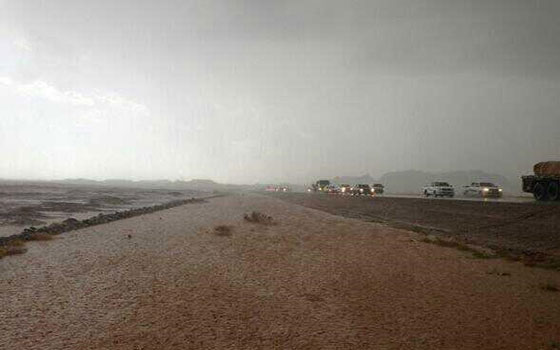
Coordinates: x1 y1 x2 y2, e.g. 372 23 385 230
1 194 559 349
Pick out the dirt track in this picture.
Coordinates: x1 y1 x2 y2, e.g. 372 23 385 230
272 193 560 257
1 194 559 349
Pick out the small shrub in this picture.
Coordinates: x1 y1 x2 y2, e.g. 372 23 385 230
421 236 474 251
420 236 499 259
214 225 233 237
472 251 497 259
0 239 29 258
1 245 27 256
531 258 560 271
486 268 511 276
243 211 275 225
28 233 54 241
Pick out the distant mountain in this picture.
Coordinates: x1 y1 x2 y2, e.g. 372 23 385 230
378 170 515 194
57 178 244 192
377 170 432 194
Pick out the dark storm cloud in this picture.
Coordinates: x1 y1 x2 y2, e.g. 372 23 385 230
0 0 559 183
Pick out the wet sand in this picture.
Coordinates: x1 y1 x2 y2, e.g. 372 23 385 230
1 194 559 349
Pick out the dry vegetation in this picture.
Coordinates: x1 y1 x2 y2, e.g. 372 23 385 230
213 225 233 237
420 236 497 259
243 211 275 225
0 239 28 259
28 233 54 241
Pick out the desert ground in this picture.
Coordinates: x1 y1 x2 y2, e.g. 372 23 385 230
1 193 559 349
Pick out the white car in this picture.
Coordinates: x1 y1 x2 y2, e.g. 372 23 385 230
324 184 341 194
463 182 503 198
339 184 352 194
422 182 455 198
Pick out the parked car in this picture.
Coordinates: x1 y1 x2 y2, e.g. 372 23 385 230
422 182 455 198
463 182 503 198
339 184 352 194
372 184 385 194
351 184 375 196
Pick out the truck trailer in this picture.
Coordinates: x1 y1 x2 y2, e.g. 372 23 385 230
522 161 560 201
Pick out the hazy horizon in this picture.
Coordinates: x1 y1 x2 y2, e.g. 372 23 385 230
2 0 559 184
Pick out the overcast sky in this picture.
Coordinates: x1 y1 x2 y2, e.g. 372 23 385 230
1 0 559 184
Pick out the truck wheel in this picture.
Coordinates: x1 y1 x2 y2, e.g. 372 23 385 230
533 182 548 201
424 190 429 197
547 181 560 201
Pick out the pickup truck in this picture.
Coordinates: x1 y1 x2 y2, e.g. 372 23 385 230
422 182 455 198
463 182 503 198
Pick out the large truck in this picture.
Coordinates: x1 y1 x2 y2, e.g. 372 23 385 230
522 161 560 201
309 180 331 192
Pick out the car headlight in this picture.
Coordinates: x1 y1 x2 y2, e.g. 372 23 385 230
371 189 375 193
360 189 364 192
483 188 489 192
498 189 502 192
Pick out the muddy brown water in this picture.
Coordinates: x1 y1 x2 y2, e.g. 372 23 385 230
1 194 559 349
0 183 200 237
